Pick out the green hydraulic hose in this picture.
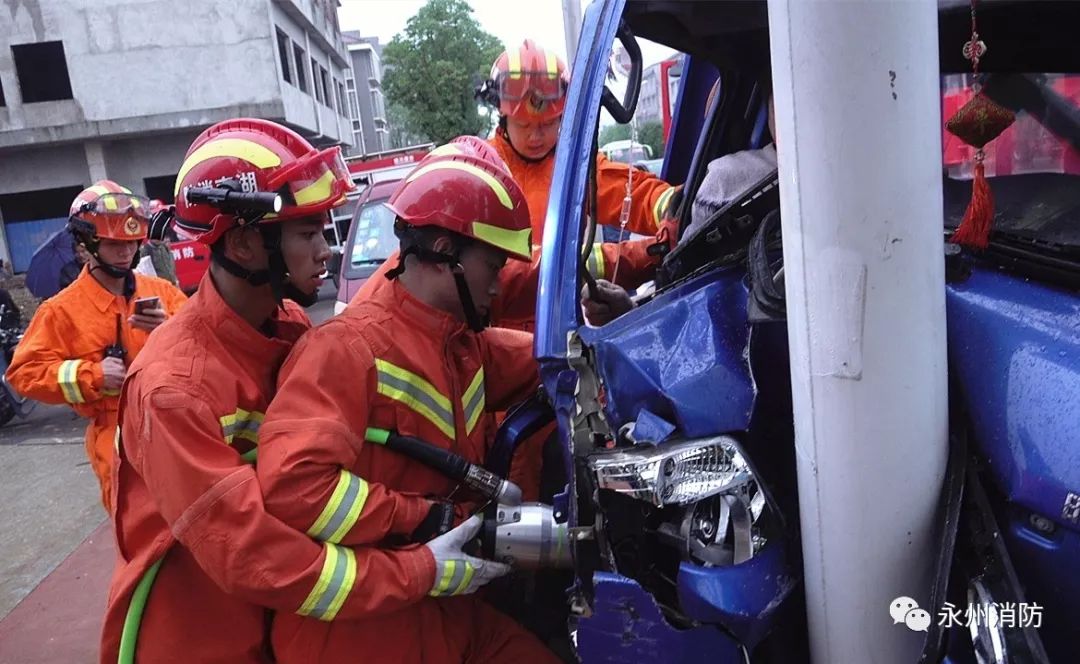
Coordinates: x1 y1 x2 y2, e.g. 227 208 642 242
117 557 164 664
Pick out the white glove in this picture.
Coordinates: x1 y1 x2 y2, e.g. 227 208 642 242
425 515 510 596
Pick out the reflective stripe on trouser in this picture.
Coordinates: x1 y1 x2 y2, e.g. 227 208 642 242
429 560 476 596
462 367 485 435
307 469 370 543
58 359 86 404
585 243 606 280
374 359 455 438
297 543 357 621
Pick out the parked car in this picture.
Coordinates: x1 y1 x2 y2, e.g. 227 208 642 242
633 157 665 174
333 178 401 315
600 138 653 163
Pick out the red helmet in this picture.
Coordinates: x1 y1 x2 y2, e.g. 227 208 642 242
426 135 509 173
387 149 531 262
174 118 355 245
489 39 569 122
68 180 149 241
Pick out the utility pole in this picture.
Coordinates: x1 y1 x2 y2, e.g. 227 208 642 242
562 0 583 60
767 0 949 661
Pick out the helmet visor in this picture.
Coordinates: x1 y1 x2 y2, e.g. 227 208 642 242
497 70 566 103
79 192 152 221
75 193 151 239
266 146 356 217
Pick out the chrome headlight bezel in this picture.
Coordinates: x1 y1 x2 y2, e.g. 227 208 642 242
588 435 754 507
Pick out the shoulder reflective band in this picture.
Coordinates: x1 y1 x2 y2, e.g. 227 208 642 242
307 469 370 544
374 359 455 439
297 543 357 621
58 359 86 404
429 559 476 596
117 557 164 664
462 367 485 435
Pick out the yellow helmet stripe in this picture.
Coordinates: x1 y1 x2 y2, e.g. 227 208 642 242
508 47 522 79
428 144 464 158
174 138 282 197
471 222 531 261
545 50 558 78
406 162 513 210
293 169 336 206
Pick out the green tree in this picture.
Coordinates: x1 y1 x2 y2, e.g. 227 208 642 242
637 120 665 158
382 0 503 144
598 123 631 147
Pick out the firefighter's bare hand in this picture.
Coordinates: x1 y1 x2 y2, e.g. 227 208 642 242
129 308 167 332
581 279 634 326
101 357 127 392
426 516 511 596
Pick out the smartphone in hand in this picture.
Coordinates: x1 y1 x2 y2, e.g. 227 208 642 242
134 296 161 315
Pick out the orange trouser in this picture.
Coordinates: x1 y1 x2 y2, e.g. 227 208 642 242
85 410 118 513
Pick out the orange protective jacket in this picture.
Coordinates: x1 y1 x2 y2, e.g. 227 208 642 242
5 266 187 511
490 131 677 239
257 278 556 663
358 237 659 333
101 273 391 663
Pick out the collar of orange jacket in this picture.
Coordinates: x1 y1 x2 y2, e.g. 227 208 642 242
193 270 308 352
366 273 472 341
75 265 129 314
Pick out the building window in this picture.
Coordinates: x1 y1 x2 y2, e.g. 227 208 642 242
320 66 331 107
0 76 5 106
310 58 323 102
348 90 359 118
293 43 308 93
275 29 293 85
337 80 346 115
143 175 179 205
346 77 355 91
11 41 73 103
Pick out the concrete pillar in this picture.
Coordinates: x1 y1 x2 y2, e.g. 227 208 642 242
766 1 948 662
84 141 108 183
562 0 583 59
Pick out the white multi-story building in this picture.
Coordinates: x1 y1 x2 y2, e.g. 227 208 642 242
0 0 353 272
342 32 390 156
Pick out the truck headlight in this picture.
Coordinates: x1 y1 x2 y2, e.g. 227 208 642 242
589 435 753 507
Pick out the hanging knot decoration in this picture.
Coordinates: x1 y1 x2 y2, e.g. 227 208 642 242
945 0 1015 250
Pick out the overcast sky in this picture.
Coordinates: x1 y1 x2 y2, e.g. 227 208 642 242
336 0 675 68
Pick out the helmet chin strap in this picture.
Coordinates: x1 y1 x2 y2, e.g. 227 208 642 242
212 226 319 308
386 245 487 332
79 233 138 297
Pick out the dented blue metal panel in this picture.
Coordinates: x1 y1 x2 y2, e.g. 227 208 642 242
579 266 756 437
676 539 799 650
946 266 1080 664
946 267 1080 530
576 572 743 663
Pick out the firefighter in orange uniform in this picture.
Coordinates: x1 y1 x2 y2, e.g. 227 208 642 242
6 181 187 512
256 143 560 663
101 118 398 663
482 39 677 273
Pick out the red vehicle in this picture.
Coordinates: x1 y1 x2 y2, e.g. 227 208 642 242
169 233 211 294
333 178 401 315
